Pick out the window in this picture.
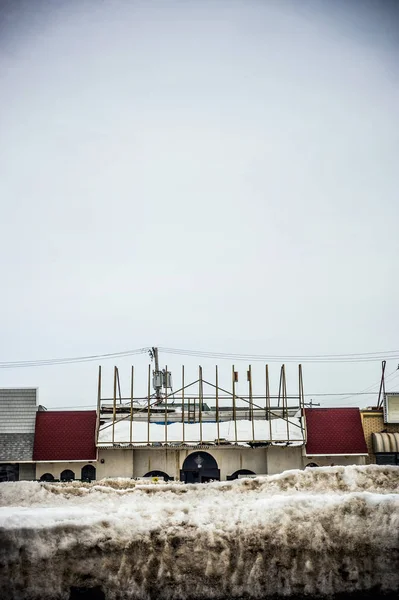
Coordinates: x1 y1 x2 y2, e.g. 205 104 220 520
0 464 19 482
375 453 397 465
143 470 171 481
40 473 55 482
60 469 75 481
227 469 256 481
81 465 96 482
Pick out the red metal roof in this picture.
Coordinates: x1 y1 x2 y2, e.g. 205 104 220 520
33 411 97 461
304 408 368 455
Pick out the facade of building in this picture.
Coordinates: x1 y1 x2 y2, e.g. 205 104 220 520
0 388 39 482
33 411 97 481
361 405 399 465
95 363 306 481
303 408 368 467
0 374 388 483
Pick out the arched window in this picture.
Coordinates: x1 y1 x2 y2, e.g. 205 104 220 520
144 470 171 481
180 451 220 483
227 469 256 481
305 462 319 468
60 469 75 481
40 473 55 482
81 465 96 482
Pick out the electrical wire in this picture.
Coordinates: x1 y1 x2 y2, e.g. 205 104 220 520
1 345 399 369
0 347 149 368
159 346 399 363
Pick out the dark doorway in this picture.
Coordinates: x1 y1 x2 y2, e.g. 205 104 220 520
69 586 105 600
0 464 19 482
227 469 256 481
40 473 55 482
180 452 220 483
61 469 75 481
81 465 96 482
305 462 319 468
144 470 172 481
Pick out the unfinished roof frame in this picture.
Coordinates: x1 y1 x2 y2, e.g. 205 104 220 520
97 363 306 447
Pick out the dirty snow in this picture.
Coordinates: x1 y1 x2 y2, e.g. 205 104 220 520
0 465 399 600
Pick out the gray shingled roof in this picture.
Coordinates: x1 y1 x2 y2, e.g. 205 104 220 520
0 433 35 461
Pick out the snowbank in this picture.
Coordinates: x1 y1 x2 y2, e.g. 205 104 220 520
0 466 399 600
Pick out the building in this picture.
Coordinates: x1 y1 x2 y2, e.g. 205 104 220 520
0 388 41 482
95 364 306 481
33 411 97 481
361 393 399 465
303 407 368 467
1 365 393 482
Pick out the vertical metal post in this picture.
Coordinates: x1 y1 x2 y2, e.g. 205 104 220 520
283 365 290 442
377 360 387 409
266 365 272 442
116 368 122 404
199 366 203 445
182 365 185 444
165 365 168 446
130 366 134 444
299 364 306 443
249 365 255 442
278 366 283 408
96 366 102 446
147 364 151 445
216 365 220 445
232 365 238 444
299 364 304 408
112 366 117 444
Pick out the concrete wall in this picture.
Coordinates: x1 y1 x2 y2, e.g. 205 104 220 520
96 449 134 479
96 446 306 480
35 462 96 480
266 446 303 474
302 455 366 467
132 447 269 480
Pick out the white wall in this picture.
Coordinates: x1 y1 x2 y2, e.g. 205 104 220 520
95 446 306 480
96 449 133 479
132 447 269 480
303 455 367 467
35 462 96 480
266 446 303 475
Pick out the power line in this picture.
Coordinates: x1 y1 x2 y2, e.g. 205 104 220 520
1 345 399 369
0 347 149 369
159 346 399 363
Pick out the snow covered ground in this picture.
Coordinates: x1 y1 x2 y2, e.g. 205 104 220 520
0 465 399 600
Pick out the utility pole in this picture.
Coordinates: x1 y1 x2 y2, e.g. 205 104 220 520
151 347 162 402
149 346 172 404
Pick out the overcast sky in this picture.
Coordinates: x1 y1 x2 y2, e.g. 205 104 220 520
0 0 398 409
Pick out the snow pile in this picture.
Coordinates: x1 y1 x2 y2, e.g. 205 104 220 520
0 466 399 600
98 416 304 446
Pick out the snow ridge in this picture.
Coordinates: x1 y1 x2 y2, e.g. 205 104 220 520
0 466 398 600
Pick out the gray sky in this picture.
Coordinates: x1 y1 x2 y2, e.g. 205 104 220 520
0 0 398 409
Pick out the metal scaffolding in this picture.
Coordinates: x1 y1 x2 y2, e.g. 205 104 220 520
97 364 306 448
